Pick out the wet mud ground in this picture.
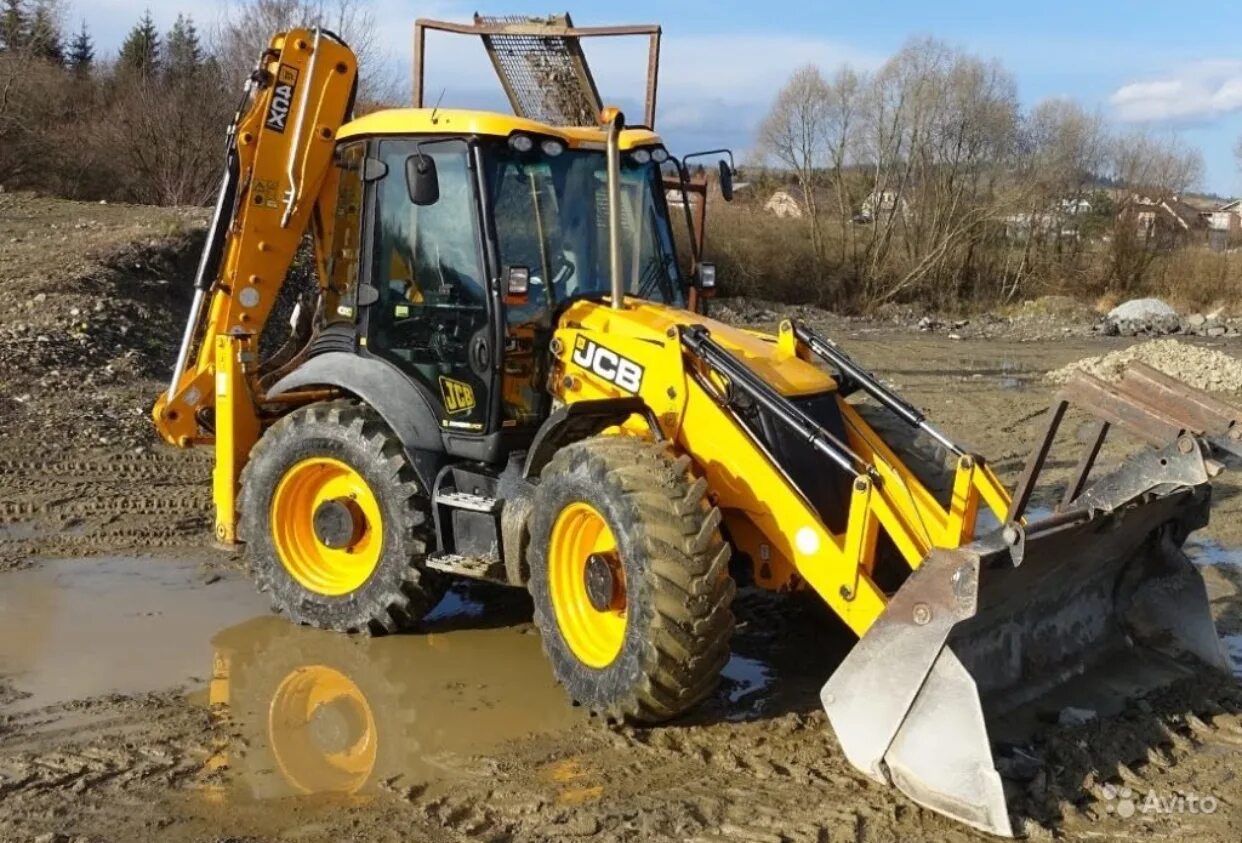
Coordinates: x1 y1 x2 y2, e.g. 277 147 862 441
4 313 1242 840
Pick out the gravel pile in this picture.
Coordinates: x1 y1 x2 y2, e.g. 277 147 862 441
1101 297 1181 337
1046 339 1242 393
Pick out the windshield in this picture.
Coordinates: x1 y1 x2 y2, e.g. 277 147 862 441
485 144 685 316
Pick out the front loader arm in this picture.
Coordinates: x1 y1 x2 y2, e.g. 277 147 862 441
548 303 1013 637
153 29 357 448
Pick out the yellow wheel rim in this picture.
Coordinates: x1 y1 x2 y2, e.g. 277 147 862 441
548 502 627 668
269 665 377 794
271 457 383 596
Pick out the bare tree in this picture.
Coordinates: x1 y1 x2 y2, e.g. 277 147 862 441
851 38 1020 305
822 65 864 268
758 64 832 265
97 65 234 205
1004 99 1109 298
1111 129 1203 197
0 34 75 186
213 0 399 105
1105 130 1204 292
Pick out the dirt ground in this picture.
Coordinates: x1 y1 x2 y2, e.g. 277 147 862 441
2 193 1241 843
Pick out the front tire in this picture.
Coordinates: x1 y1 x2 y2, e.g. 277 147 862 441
527 436 735 723
239 399 445 634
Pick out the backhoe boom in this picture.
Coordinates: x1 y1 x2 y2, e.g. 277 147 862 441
154 29 356 451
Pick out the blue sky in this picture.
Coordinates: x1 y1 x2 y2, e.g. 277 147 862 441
78 0 1242 195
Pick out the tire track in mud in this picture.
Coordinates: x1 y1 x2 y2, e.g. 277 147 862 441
347 667 1242 843
7 685 1242 843
0 693 229 843
0 450 213 569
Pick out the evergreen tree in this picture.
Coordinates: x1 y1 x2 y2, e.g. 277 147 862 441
117 9 159 76
0 0 27 52
67 18 92 76
28 0 61 64
164 14 201 81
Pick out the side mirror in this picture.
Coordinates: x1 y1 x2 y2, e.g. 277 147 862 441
504 265 530 305
405 153 439 206
718 161 734 202
697 262 717 294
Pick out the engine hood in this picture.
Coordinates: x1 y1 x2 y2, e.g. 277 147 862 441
558 298 837 397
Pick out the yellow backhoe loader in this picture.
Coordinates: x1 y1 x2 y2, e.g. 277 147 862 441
154 18 1241 836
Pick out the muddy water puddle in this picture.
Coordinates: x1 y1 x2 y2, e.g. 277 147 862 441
719 655 774 719
0 556 264 710
1224 635 1242 680
1189 537 1242 567
0 557 589 803
210 614 580 801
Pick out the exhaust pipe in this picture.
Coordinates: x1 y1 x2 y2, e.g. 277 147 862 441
604 108 625 310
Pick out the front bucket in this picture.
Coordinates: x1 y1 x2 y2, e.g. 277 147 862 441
821 441 1232 837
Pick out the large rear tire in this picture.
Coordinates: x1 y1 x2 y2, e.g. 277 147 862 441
239 399 446 634
527 436 735 723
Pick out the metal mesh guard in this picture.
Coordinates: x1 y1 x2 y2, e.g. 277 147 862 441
476 15 601 127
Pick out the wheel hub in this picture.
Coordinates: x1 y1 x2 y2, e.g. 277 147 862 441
308 696 369 755
584 552 617 612
313 498 365 549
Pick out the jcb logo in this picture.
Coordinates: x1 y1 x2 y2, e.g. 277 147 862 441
264 65 299 133
439 376 476 415
571 337 644 393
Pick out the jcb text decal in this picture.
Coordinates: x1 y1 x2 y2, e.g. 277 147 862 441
439 376 477 415
264 65 299 133
571 337 644 393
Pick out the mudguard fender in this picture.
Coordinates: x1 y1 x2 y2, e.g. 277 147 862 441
266 352 445 489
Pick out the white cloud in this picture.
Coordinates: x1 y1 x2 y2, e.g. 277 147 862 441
1111 60 1242 123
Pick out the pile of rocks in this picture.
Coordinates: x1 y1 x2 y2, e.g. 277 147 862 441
1098 298 1241 338
1047 338 1242 393
1182 311 1239 338
1098 298 1181 337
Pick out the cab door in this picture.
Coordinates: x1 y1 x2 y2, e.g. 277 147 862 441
363 138 495 436
486 154 568 430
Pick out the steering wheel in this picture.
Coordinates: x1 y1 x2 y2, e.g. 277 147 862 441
389 311 473 363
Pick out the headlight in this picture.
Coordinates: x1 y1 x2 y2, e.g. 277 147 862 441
540 138 565 157
630 148 651 165
509 133 534 153
651 147 669 164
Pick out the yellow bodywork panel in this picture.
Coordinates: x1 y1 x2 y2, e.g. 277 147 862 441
337 107 663 150
550 298 1013 638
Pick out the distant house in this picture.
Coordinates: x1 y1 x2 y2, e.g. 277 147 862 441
1005 197 1093 241
665 188 697 212
1058 197 1092 217
857 189 909 223
1122 194 1208 247
1204 199 1241 251
1207 199 1242 234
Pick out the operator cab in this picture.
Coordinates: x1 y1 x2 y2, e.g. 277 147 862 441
325 108 690 460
